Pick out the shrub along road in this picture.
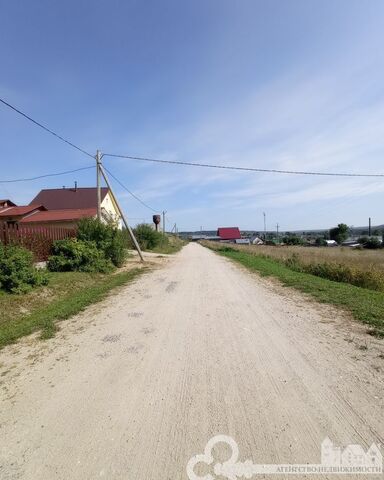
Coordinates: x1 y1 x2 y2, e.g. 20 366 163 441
0 243 383 479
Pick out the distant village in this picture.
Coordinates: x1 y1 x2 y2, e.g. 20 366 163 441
1 185 383 250
184 225 384 249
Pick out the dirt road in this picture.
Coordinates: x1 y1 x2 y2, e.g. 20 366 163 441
1 243 383 479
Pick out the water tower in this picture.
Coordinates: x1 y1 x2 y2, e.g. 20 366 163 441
153 214 161 231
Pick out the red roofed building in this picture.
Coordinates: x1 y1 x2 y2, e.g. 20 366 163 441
20 208 98 228
0 205 47 225
29 187 121 227
217 227 241 241
0 199 17 209
30 187 109 210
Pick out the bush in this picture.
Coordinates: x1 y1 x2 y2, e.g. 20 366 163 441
357 237 382 250
315 237 328 246
133 224 165 250
0 244 48 294
282 235 304 245
77 218 127 267
47 238 113 273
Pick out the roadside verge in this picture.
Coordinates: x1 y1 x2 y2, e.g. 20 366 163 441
0 268 145 349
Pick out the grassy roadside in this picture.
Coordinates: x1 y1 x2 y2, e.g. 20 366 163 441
0 268 144 349
207 245 384 337
149 235 186 254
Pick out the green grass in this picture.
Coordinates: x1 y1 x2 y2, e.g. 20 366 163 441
149 235 186 254
212 247 384 337
0 268 144 349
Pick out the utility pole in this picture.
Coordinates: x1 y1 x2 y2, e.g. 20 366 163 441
263 212 266 240
276 223 279 243
99 165 144 262
96 150 102 221
369 217 371 236
162 210 167 234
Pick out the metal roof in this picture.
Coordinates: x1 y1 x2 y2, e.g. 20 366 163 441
29 187 109 210
0 205 46 217
217 227 241 240
20 208 97 223
0 199 17 207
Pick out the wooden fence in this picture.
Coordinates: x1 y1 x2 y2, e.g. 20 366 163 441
0 223 77 261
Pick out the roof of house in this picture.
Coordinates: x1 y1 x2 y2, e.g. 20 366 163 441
0 199 17 207
29 187 109 210
0 205 46 218
20 208 97 223
217 227 241 240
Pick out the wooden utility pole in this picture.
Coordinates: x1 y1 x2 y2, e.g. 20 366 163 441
99 165 144 262
263 212 266 240
96 150 102 221
162 210 167 234
276 223 279 243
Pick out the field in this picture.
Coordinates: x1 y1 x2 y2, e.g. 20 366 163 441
234 244 384 272
203 242 384 292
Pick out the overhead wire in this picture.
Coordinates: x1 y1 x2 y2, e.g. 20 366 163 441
0 166 94 183
103 166 157 213
103 153 384 178
0 97 94 158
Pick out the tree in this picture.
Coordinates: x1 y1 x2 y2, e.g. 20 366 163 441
329 223 349 244
282 235 304 245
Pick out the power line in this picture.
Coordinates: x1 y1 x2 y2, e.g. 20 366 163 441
103 166 157 212
104 153 384 178
0 97 94 158
0 166 94 183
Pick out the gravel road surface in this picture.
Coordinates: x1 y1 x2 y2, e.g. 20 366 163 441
1 243 383 479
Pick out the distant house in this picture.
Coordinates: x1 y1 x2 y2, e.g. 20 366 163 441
325 240 338 247
0 199 17 209
20 208 98 229
235 238 250 245
251 235 264 245
217 227 241 242
29 187 121 227
0 205 47 225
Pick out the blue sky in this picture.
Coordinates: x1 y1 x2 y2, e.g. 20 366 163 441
1 0 384 232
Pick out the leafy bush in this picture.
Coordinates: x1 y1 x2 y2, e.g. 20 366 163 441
315 237 328 246
133 224 165 250
0 244 48 294
77 218 127 267
47 238 113 273
358 237 382 250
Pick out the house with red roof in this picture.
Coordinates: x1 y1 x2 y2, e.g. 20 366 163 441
217 227 242 242
0 199 17 209
25 186 121 228
19 208 98 228
0 187 121 229
0 204 47 225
